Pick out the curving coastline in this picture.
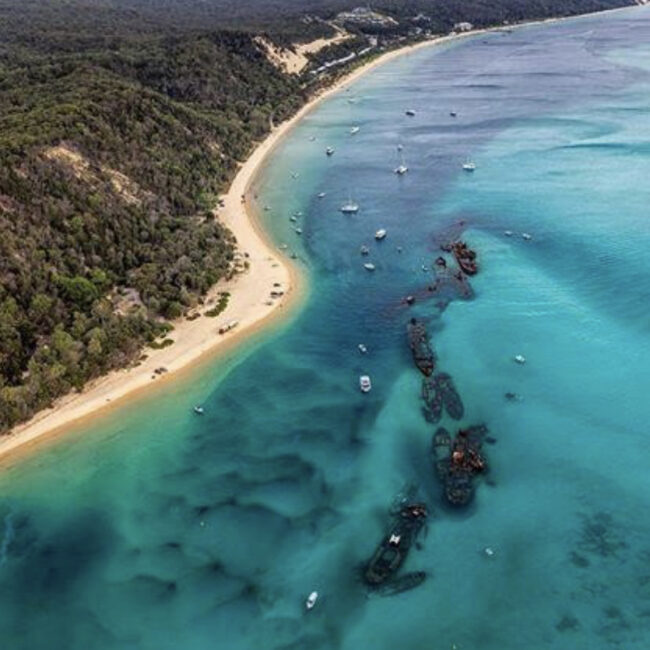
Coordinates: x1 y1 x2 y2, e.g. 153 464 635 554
0 4 634 464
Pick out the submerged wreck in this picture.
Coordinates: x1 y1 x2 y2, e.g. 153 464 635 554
421 373 464 423
407 318 435 376
450 241 478 276
364 503 428 594
432 426 488 506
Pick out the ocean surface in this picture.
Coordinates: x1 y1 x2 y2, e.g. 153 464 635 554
2 7 650 649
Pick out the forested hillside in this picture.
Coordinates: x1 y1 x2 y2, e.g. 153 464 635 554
0 0 634 432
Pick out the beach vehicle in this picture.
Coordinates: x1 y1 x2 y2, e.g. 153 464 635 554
218 320 239 335
407 318 435 376
359 375 372 393
305 591 319 610
462 160 476 172
326 147 335 156
193 405 205 415
363 262 376 272
350 126 360 135
360 245 370 256
522 232 533 241
358 343 368 354
375 229 387 241
405 109 416 116
514 354 526 364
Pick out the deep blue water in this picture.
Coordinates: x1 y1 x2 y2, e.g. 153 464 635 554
1 7 650 649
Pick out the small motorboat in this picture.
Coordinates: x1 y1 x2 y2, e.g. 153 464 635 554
326 147 335 156
450 111 458 117
375 229 387 241
350 126 360 135
514 354 526 365
462 161 476 172
360 245 370 256
358 343 368 354
405 109 416 117
305 591 318 610
309 136 316 141
290 215 297 222
397 144 403 151
360 375 372 393
193 405 205 415
364 263 376 272
483 547 495 557
522 232 533 241
294 227 302 235
394 164 408 175
504 230 513 237
317 192 326 199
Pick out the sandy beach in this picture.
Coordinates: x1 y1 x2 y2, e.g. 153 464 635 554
0 4 634 464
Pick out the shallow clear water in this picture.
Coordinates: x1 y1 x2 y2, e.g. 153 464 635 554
2 7 650 649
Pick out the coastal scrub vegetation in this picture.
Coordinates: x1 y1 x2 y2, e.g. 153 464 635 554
0 0 634 433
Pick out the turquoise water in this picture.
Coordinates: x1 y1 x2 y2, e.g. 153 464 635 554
2 7 650 649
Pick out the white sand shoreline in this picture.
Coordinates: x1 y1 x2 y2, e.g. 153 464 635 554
0 3 637 464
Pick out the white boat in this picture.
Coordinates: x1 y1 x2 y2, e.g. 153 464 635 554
305 591 318 610
364 263 376 271
360 245 370 256
375 229 387 241
462 161 476 172
359 375 372 393
514 354 526 365
358 344 368 354
350 126 360 135
394 152 408 175
504 230 513 237
405 109 416 116
484 547 495 557
340 195 359 214
193 405 204 415
295 227 302 235
326 147 335 156
290 216 297 222
317 192 326 199
397 144 403 151
522 232 533 241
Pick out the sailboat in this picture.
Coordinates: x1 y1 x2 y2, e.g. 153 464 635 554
394 151 408 175
340 190 359 214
